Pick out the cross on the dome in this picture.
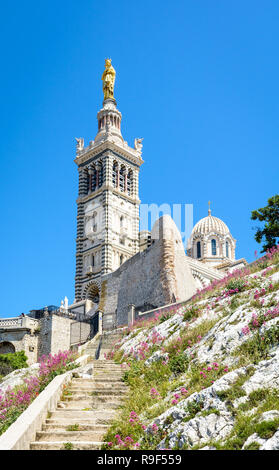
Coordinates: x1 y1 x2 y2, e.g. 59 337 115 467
208 200 212 215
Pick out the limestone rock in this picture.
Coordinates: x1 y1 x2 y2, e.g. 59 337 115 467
242 433 266 449
260 430 279 450
0 363 40 394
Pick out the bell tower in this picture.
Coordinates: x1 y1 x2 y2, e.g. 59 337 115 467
74 60 144 303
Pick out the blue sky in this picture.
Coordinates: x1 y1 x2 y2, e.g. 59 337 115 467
1 1 278 317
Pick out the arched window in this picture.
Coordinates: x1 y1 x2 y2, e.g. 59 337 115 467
226 241 229 258
119 166 125 192
85 169 90 194
127 170 133 196
120 254 124 265
211 239 217 256
197 241 201 259
86 283 99 302
112 162 118 188
91 166 97 191
91 163 103 192
98 163 103 188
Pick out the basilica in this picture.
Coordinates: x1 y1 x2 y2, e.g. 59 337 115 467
68 60 246 327
0 60 247 361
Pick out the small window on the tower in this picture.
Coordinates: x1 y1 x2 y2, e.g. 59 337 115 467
211 239 217 256
119 166 125 192
120 254 124 265
112 162 118 188
127 170 133 196
226 241 229 258
98 163 103 188
197 241 201 258
85 169 90 194
92 166 97 191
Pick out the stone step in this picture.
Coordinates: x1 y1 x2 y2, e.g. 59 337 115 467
71 378 124 384
92 359 120 363
35 430 106 442
101 343 121 346
43 423 109 431
62 392 126 400
67 389 128 396
30 355 127 451
30 441 103 450
61 396 124 405
69 383 127 390
92 372 124 376
92 364 124 368
59 400 123 410
91 374 124 379
49 410 117 420
68 386 124 393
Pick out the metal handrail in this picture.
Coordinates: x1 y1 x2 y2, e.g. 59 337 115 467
95 336 102 360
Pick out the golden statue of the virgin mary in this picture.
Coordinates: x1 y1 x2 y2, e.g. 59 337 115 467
101 59 116 101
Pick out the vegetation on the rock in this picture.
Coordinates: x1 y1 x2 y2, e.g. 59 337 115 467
0 351 28 379
0 350 77 436
102 245 279 450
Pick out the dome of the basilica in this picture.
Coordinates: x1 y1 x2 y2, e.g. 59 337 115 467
191 214 230 237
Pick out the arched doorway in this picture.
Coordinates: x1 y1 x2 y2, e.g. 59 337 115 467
86 283 100 303
0 341 15 354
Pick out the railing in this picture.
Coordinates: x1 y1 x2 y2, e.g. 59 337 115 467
95 336 102 360
0 318 23 328
0 317 38 329
70 312 99 346
102 312 117 331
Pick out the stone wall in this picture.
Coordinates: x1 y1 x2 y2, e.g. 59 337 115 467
0 314 86 366
38 314 76 357
101 216 197 327
0 318 39 365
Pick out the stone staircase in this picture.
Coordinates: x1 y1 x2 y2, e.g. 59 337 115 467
86 331 122 360
30 357 127 450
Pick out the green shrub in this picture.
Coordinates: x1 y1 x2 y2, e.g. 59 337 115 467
63 442 74 450
0 363 13 377
66 424 80 431
169 353 189 375
200 408 220 417
183 400 204 421
225 279 246 292
183 305 199 322
0 351 28 377
243 442 260 450
216 369 255 402
159 312 172 323
236 326 279 364
238 388 267 411
254 419 279 439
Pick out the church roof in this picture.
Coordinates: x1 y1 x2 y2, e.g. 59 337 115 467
191 214 230 237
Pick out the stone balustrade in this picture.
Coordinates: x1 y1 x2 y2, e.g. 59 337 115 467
0 317 38 330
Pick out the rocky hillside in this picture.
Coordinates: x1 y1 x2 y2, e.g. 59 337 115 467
102 246 279 450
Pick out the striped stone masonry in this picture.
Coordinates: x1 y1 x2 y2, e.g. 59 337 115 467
73 98 143 303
